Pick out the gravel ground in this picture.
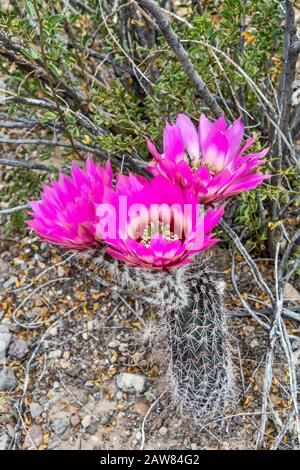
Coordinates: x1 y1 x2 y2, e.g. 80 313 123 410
0 235 299 450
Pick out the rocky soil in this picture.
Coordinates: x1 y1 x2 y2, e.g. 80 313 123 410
0 236 299 450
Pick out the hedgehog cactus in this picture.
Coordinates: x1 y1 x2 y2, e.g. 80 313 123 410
162 258 234 422
27 113 268 425
94 251 234 423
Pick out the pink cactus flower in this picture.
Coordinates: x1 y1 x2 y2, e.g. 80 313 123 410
27 157 113 249
101 173 225 271
147 114 269 205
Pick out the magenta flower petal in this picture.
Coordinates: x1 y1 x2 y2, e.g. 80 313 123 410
220 174 270 197
194 165 211 183
223 116 244 165
176 114 200 161
198 113 213 149
163 123 185 162
203 130 229 172
203 204 225 234
199 114 227 154
146 138 162 162
27 158 113 249
233 135 257 160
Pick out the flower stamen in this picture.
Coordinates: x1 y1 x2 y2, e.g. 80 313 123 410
141 221 179 247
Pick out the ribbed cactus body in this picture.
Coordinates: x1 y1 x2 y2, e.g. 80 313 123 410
80 251 234 424
162 262 234 423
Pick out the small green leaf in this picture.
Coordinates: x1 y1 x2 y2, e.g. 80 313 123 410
48 14 64 28
48 63 60 76
22 48 39 60
25 0 36 17
40 111 57 122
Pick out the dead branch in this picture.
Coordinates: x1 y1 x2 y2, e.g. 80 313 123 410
221 220 275 304
0 203 29 216
135 0 223 118
257 243 300 447
277 1 300 141
0 95 107 135
0 136 108 158
268 1 300 254
0 158 52 173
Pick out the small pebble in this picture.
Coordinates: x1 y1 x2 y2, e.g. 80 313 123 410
49 326 58 337
63 351 70 360
119 343 128 353
249 338 259 349
159 426 168 436
0 367 17 391
71 415 81 427
34 298 44 307
87 321 94 331
153 416 162 429
84 380 95 390
0 325 11 354
116 373 148 394
52 418 69 436
132 401 149 417
144 390 156 403
86 424 98 435
8 339 29 359
93 392 103 401
99 414 110 425
81 415 91 428
29 403 43 420
23 424 43 449
48 350 62 359
57 266 65 277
